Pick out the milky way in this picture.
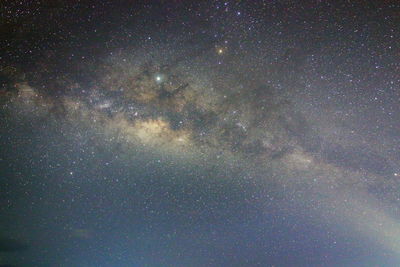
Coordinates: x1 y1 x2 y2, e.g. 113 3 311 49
1 1 399 266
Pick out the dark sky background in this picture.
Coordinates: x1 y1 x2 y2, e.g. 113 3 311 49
0 0 400 266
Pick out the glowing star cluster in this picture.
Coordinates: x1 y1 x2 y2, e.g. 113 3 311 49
108 115 192 150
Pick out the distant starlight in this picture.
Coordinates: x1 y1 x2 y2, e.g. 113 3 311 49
216 46 226 55
155 74 165 83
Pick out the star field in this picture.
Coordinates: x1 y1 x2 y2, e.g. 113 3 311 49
0 1 400 266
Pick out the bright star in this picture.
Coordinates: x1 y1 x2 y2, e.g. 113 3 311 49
155 74 165 83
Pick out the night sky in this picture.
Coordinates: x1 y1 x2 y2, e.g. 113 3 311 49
0 1 400 266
